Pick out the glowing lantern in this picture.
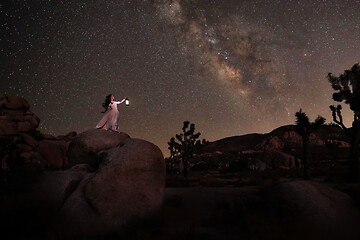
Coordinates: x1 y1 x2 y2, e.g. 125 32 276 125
125 97 130 106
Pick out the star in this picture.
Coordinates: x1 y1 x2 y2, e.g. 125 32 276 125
1 0 360 155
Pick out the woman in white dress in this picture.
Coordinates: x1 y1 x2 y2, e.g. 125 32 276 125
96 94 126 131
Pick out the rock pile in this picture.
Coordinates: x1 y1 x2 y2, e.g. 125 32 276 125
0 95 166 239
0 94 38 134
0 94 76 171
1 130 166 239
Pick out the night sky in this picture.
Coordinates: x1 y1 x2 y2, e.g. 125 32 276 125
2 0 360 156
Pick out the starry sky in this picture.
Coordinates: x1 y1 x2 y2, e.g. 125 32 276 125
2 0 360 156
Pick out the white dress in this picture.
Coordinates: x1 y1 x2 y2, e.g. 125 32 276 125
96 100 124 131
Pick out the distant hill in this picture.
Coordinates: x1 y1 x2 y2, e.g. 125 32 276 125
199 125 350 165
200 133 264 153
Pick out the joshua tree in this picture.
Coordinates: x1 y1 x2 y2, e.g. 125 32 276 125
295 109 326 179
329 105 348 131
168 121 204 176
166 137 178 173
328 63 360 181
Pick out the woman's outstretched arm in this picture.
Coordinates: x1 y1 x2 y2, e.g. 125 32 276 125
113 98 126 104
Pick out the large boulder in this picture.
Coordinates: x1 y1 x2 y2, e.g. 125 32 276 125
58 137 166 238
67 129 130 167
260 181 360 240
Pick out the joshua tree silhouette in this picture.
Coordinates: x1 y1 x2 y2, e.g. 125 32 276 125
295 109 325 179
328 63 360 181
167 137 178 173
168 121 204 176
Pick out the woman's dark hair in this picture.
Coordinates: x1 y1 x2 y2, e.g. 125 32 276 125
101 94 112 113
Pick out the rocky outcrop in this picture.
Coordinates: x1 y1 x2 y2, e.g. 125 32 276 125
1 131 166 239
59 137 166 237
0 94 39 135
0 95 75 171
67 129 130 168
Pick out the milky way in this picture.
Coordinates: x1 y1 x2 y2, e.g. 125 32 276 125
2 0 360 155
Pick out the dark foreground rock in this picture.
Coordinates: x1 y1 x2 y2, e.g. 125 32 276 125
125 182 359 240
260 180 360 240
0 131 166 239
